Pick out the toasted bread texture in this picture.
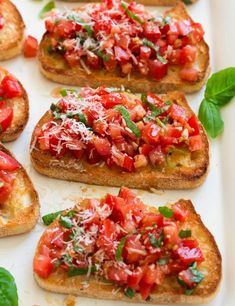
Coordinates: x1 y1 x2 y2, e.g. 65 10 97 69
61 0 197 5
0 67 29 142
38 2 209 93
0 0 25 60
0 144 39 238
30 91 209 190
34 199 221 304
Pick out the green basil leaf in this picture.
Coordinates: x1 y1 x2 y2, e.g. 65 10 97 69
158 206 173 218
183 0 193 4
124 287 135 298
0 267 18 306
42 210 63 226
142 38 167 64
50 103 60 112
61 254 73 267
121 3 144 25
205 67 235 106
97 50 110 62
157 258 168 266
39 1 55 19
115 236 129 261
60 88 77 97
198 99 224 138
114 105 140 138
179 229 192 238
189 262 204 284
148 231 164 248
68 266 96 276
59 215 73 229
67 15 94 36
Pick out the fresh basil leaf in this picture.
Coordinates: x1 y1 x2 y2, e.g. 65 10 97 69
50 103 60 112
59 215 73 229
97 50 110 61
198 99 224 138
68 266 96 276
142 39 167 64
189 262 204 284
121 3 144 25
157 258 168 266
114 105 140 138
158 206 173 218
124 287 135 298
39 1 55 19
42 210 63 226
60 88 77 97
179 229 192 238
115 235 129 261
67 15 94 36
205 67 235 106
0 267 18 306
183 0 193 4
148 231 164 248
61 254 73 267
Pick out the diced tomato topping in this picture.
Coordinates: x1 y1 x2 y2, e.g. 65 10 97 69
139 280 155 300
123 155 134 172
140 46 151 59
33 253 53 278
163 223 179 246
188 114 200 136
178 269 196 289
0 151 20 171
0 170 14 203
0 107 13 131
180 68 199 82
142 122 160 144
172 203 189 222
0 15 4 29
54 20 76 38
167 103 186 123
144 22 161 42
86 51 100 69
23 35 39 58
114 46 130 62
1 76 23 99
94 137 111 156
123 235 146 264
176 246 204 265
148 59 168 80
189 135 203 151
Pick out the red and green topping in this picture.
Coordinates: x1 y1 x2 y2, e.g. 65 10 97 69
44 0 204 82
0 150 20 204
35 86 203 172
34 187 205 300
0 74 23 133
0 14 4 30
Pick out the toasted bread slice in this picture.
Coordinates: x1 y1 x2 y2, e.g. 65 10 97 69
0 0 25 61
38 2 209 93
30 91 209 190
0 144 39 238
0 67 29 142
34 198 221 304
61 0 197 5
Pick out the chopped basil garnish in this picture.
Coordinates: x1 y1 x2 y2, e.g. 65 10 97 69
42 210 63 226
68 266 96 277
67 15 94 36
124 287 135 298
60 88 77 97
158 206 174 218
179 229 192 238
156 117 166 129
39 1 55 19
115 235 129 262
61 254 73 267
121 2 144 25
114 105 140 138
97 50 110 61
0 267 18 306
157 258 168 266
59 215 73 229
50 103 60 112
66 112 87 124
142 38 168 64
148 231 164 248
183 0 193 4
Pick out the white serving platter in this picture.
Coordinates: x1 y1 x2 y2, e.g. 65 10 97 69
0 0 234 305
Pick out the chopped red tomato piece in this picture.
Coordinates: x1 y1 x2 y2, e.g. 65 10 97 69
172 203 189 222
142 123 160 144
94 137 111 156
0 151 20 171
123 235 146 264
189 135 203 151
180 68 199 82
176 246 204 265
144 22 161 42
54 20 76 38
1 76 23 99
33 253 53 278
188 114 200 136
127 267 145 287
148 59 168 80
0 170 14 203
23 35 39 58
0 107 13 131
0 15 4 29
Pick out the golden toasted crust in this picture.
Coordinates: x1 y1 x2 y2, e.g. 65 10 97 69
0 67 29 142
0 0 25 60
34 199 221 304
0 144 40 238
30 91 209 190
38 2 209 94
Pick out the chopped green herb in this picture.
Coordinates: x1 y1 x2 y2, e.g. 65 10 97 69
50 103 60 112
59 215 73 229
185 288 194 295
68 266 96 277
60 88 77 97
61 254 73 267
142 38 167 64
39 1 55 19
115 235 129 261
189 262 204 284
53 259 62 268
183 0 193 4
157 258 168 266
141 93 170 121
0 267 18 306
66 112 87 124
73 245 85 254
158 206 173 218
179 229 192 238
156 117 166 129
97 50 110 61
114 105 140 138
42 210 63 226
67 15 94 36
148 231 164 248
124 287 135 298
121 2 144 25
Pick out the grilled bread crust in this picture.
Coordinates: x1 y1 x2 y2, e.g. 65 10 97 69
38 2 209 94
0 67 29 142
34 199 221 304
30 91 209 190
0 144 39 238
0 0 25 60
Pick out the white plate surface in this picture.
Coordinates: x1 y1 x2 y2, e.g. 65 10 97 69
0 0 234 305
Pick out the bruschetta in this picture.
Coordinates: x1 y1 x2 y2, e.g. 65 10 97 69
0 144 39 238
38 0 209 93
33 187 221 304
30 87 209 190
0 0 25 61
0 67 29 142
61 0 198 5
